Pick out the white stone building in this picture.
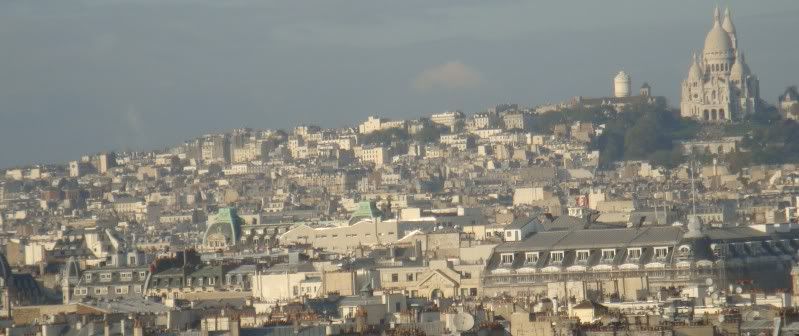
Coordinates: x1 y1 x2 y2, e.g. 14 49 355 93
680 7 760 122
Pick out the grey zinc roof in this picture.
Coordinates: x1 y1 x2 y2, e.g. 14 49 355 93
628 226 685 246
555 228 644 250
704 226 770 241
495 230 570 252
260 262 316 275
496 226 686 252
546 216 586 231
507 216 537 230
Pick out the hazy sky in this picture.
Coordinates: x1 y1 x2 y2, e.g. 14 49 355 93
1 0 798 168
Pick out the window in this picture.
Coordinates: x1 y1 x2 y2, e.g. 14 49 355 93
84 274 93 282
208 277 216 285
576 250 590 262
505 231 513 237
100 273 113 282
462 272 472 279
654 247 669 259
525 252 539 264
138 271 147 279
391 273 399 282
500 253 514 264
406 273 414 281
550 251 564 263
120 272 133 281
628 248 642 259
601 249 616 261
115 286 128 294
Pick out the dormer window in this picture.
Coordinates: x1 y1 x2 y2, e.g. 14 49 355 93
601 249 616 261
500 253 514 265
525 252 539 264
654 247 669 259
576 250 590 262
550 251 564 263
627 248 642 259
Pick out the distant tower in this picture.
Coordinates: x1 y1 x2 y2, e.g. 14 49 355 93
614 71 631 98
640 83 651 97
61 257 81 304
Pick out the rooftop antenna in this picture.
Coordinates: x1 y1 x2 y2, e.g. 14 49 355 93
690 160 697 218
655 184 659 225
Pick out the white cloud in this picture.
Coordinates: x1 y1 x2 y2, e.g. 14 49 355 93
412 61 482 92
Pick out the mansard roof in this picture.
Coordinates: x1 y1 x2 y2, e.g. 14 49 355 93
496 226 685 253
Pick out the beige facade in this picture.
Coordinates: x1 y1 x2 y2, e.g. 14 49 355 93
513 187 551 206
377 260 482 298
356 146 390 167
358 116 386 134
279 219 398 252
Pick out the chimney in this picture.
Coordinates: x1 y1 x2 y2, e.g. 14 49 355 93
230 315 241 336
200 317 211 336
293 316 301 335
133 319 143 336
103 317 111 336
3 287 11 318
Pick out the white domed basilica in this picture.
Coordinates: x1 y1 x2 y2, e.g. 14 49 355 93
680 7 760 122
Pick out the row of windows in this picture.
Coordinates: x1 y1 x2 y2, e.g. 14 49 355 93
388 270 472 283
487 269 704 284
390 273 417 282
707 62 733 72
84 271 147 283
500 247 672 265
74 285 142 295
151 276 219 287
310 232 395 239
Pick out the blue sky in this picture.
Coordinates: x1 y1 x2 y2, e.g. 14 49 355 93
1 0 798 168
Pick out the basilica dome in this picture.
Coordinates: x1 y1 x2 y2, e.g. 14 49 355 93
703 21 733 56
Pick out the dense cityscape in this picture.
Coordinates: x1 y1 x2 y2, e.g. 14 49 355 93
3 5 799 336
